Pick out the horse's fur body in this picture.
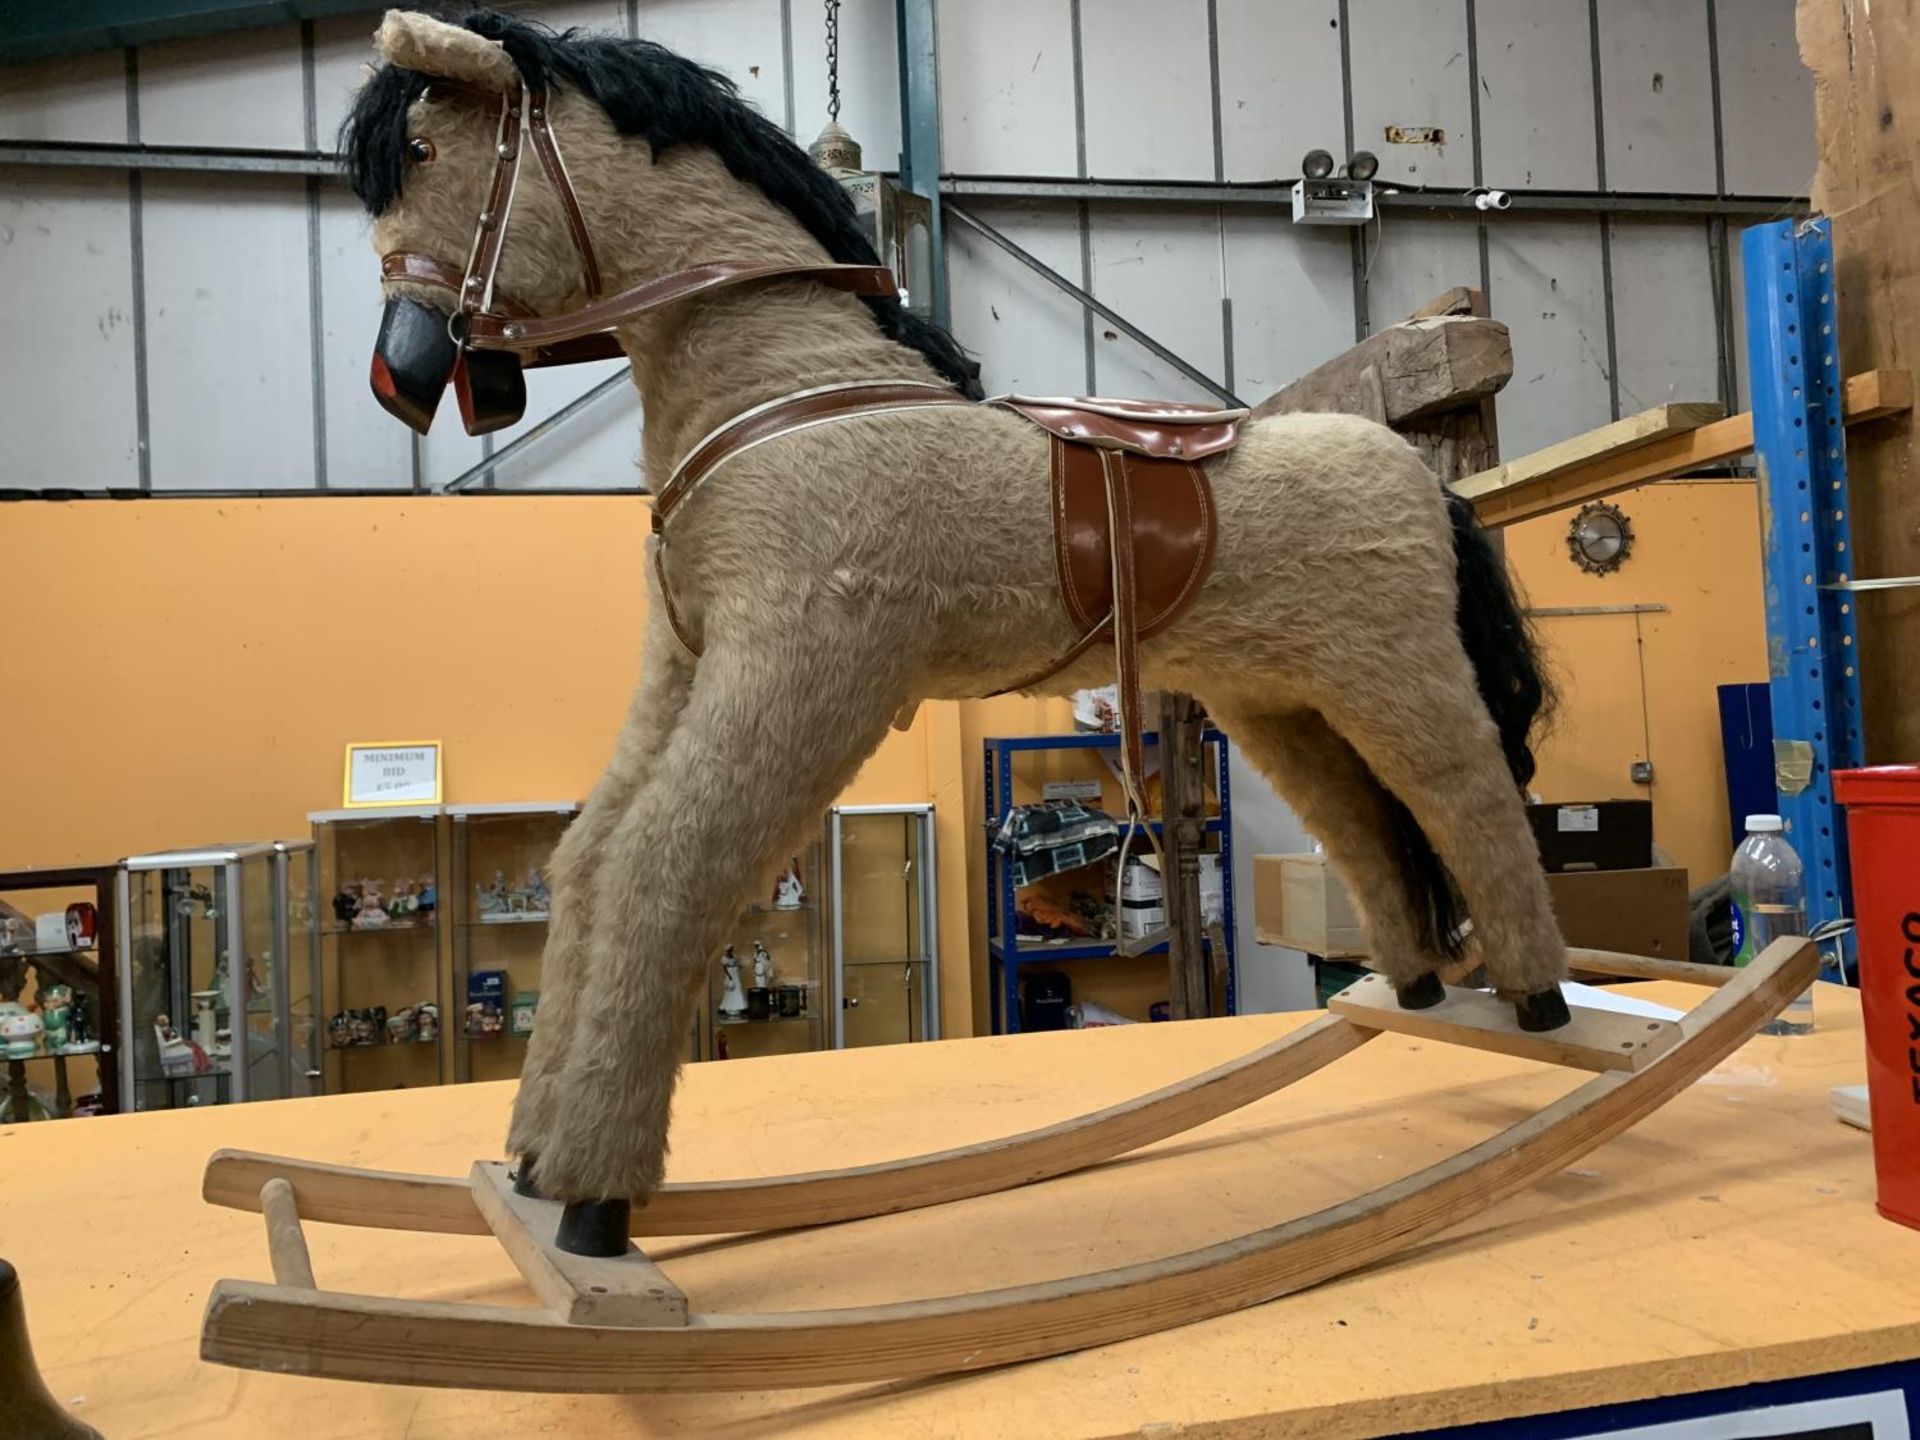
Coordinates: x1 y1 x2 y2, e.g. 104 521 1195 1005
352 9 1568 1205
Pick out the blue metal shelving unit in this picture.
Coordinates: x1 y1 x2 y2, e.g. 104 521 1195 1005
1742 217 1866 955
984 731 1237 1033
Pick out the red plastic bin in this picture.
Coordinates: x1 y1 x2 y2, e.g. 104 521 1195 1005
1834 764 1920 1231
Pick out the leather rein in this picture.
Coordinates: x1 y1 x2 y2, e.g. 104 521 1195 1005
379 80 901 370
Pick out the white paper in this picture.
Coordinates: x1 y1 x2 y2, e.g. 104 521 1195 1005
1557 804 1601 833
1559 980 1685 1022
346 744 439 806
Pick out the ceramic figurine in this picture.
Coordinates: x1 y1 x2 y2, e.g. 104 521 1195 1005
67 992 91 1048
718 945 748 1016
64 902 97 950
153 1012 203 1075
389 878 417 921
331 887 361 926
40 985 72 1051
387 1006 416 1044
191 989 221 1055
0 1002 42 1059
355 880 389 929
773 858 806 910
416 1001 439 1042
526 867 551 913
328 1012 355 1049
416 877 437 916
752 940 776 990
477 870 508 916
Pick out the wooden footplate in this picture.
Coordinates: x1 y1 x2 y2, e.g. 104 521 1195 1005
199 939 1815 1393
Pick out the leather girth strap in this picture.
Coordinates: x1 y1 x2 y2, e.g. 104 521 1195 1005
648 379 975 657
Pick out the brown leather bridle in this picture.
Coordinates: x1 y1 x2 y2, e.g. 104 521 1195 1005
369 78 902 435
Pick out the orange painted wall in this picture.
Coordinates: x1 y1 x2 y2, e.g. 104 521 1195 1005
1503 480 1770 884
1 497 995 1034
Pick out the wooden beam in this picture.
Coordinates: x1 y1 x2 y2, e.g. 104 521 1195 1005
1802 0 1920 760
1453 401 1726 502
1462 370 1912 529
1327 973 1683 1074
1254 315 1512 427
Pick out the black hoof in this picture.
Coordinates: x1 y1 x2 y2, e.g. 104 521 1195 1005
1513 987 1572 1033
512 1154 543 1200
555 1198 631 1257
1393 970 1446 1010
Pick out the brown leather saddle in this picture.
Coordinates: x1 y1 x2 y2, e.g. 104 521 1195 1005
650 384 1246 793
993 394 1245 792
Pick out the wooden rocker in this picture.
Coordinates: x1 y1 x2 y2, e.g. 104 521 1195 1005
198 937 1814 1393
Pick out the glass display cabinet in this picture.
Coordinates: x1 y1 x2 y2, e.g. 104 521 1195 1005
0 865 121 1121
449 801 578 1083
116 844 291 1110
829 805 941 1048
274 840 323 1099
702 833 827 1061
310 807 446 1093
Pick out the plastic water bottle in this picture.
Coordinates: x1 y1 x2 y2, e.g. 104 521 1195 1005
1730 814 1813 1035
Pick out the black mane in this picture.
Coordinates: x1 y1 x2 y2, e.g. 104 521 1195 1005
340 9 980 396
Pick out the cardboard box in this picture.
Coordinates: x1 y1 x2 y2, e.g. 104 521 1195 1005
1545 865 1691 960
1252 853 1367 957
1254 854 1690 963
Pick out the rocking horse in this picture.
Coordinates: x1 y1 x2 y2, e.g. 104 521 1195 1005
197 9 1817 1390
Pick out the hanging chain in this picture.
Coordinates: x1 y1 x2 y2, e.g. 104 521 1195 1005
824 0 842 122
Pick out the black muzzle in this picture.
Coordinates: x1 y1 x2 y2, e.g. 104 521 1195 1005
452 346 528 437
370 297 527 437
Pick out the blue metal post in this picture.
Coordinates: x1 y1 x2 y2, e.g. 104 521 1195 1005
1741 217 1866 938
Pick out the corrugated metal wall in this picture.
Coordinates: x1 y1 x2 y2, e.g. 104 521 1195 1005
0 0 1811 492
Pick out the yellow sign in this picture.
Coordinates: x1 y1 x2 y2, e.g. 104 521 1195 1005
342 741 443 808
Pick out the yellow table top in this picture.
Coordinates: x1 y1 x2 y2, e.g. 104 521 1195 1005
4 982 1917 1440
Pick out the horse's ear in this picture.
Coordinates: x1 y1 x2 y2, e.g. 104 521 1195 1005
374 10 519 93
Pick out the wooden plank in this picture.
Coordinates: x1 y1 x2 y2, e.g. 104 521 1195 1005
1567 948 1733 988
198 940 1818 1393
258 1179 316 1289
204 1017 1372 1238
1452 401 1727 502
204 1148 490 1234
1253 315 1513 426
468 1163 688 1328
1326 972 1683 1074
1463 370 1913 529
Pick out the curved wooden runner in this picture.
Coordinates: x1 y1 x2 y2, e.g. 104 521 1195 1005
203 947 1689 1237
205 1014 1371 1235
200 938 1814 1393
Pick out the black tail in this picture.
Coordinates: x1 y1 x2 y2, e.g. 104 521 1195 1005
1390 490 1554 959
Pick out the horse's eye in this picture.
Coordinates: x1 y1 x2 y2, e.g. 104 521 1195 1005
406 137 435 164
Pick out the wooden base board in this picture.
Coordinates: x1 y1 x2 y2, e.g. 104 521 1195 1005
1327 973 1683 1074
468 1163 687 1328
